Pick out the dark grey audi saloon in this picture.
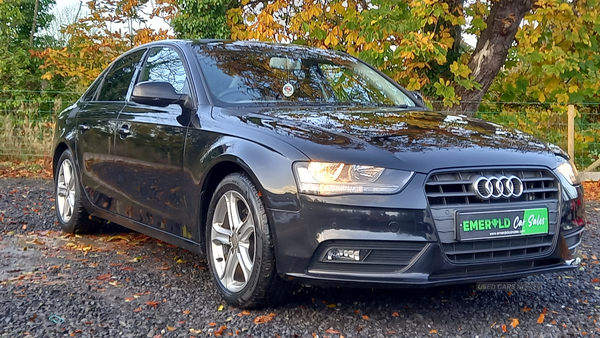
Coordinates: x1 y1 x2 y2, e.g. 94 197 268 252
52 39 585 308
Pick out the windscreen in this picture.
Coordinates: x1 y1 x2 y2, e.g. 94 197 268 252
194 44 416 107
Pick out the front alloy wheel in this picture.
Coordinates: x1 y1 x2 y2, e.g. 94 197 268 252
206 173 291 308
210 190 256 293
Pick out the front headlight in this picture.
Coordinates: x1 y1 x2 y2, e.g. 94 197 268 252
293 161 414 195
555 159 579 185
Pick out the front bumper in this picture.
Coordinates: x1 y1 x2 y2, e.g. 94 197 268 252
269 177 585 288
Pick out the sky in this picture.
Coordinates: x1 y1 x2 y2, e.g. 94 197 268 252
52 0 171 32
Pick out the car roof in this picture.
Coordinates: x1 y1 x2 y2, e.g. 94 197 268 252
129 39 349 58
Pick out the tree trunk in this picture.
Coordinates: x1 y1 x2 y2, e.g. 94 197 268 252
450 0 533 116
29 0 39 47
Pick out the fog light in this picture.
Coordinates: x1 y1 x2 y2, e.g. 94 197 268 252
325 248 365 261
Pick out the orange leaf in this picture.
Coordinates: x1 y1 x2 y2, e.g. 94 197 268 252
146 301 159 309
183 310 191 315
238 310 251 317
208 322 217 327
253 313 276 324
392 312 399 317
537 313 545 324
120 267 135 271
156 266 169 270
429 329 438 334
124 297 135 302
510 318 519 328
362 315 369 320
325 329 340 334
167 326 176 331
96 273 112 280
214 325 227 337
501 324 507 332
133 307 142 312
521 305 531 312
592 278 599 283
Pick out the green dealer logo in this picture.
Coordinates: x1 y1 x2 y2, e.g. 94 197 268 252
461 208 548 236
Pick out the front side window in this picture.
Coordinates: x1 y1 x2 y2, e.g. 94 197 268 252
138 47 189 94
97 49 145 102
194 45 416 107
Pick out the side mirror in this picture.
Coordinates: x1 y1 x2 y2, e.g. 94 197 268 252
410 91 425 105
131 81 193 109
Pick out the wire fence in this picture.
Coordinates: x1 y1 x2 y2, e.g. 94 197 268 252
0 90 598 171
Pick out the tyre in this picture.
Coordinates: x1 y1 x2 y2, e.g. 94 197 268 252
54 149 99 234
206 173 291 308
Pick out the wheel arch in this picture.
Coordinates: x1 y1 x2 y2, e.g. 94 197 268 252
198 157 267 250
53 142 70 179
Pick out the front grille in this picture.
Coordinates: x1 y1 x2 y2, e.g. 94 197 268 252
442 235 554 263
429 258 562 281
308 240 427 274
426 169 558 206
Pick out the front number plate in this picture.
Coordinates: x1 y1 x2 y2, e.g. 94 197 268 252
456 208 549 241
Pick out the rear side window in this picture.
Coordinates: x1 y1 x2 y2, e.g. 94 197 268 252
97 50 145 101
138 47 189 94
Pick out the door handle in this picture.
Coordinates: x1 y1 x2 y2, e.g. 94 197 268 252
79 124 90 133
118 125 131 138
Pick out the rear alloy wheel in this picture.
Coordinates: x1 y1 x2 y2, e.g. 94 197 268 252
206 173 291 308
54 150 99 233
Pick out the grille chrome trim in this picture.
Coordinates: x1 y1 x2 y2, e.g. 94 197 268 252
426 169 558 206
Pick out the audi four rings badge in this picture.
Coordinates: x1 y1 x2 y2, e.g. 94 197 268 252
473 175 524 199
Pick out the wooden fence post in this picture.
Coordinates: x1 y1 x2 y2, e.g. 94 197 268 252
568 104 575 160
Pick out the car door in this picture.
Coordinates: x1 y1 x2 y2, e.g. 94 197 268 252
75 49 145 213
113 46 194 238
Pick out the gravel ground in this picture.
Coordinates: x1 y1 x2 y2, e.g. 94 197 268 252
2 178 600 338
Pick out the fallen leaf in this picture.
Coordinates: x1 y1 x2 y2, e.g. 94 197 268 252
96 274 112 280
253 313 276 324
392 312 399 317
189 328 201 334
124 297 135 302
167 326 176 331
521 305 531 312
133 307 142 312
183 310 191 315
593 278 600 283
156 266 169 270
501 324 507 332
120 267 135 271
429 329 438 334
362 315 369 320
537 313 545 324
208 322 217 327
326 304 336 308
550 320 557 324
218 304 224 311
176 259 185 264
507 291 513 296
325 329 341 334
510 318 519 328
146 301 159 309
238 310 251 317
214 325 226 337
